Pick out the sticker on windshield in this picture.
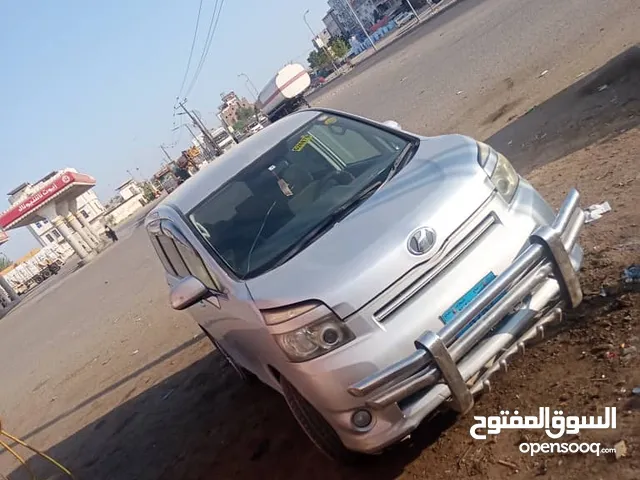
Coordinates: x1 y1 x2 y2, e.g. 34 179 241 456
292 134 312 152
324 116 338 125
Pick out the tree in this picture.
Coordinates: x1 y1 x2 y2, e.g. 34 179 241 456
329 37 350 58
233 105 258 132
307 49 332 71
0 253 12 271
140 181 158 202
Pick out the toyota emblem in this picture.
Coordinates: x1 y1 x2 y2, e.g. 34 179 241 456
407 227 436 255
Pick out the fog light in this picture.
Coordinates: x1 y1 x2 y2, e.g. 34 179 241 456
351 409 373 429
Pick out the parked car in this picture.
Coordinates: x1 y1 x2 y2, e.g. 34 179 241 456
145 108 585 463
393 11 416 27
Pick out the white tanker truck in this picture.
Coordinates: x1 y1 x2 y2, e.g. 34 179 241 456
256 63 312 123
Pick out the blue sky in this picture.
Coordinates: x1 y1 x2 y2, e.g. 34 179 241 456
0 0 330 260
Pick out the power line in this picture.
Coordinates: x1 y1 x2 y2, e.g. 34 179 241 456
184 0 226 97
184 0 222 96
177 0 205 99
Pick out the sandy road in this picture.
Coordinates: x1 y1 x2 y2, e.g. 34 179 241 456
311 0 638 140
1 0 639 478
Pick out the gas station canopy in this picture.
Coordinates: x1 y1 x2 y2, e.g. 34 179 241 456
0 171 96 230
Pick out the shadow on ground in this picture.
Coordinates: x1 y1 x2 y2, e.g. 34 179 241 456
6 348 457 480
486 45 640 174
6 46 640 480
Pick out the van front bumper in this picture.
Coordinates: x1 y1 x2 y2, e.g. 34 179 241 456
339 189 585 453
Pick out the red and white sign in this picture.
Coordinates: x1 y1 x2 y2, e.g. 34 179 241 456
0 172 96 229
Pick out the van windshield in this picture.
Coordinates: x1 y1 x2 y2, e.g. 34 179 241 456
188 113 412 279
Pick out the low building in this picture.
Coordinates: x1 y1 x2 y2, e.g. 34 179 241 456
103 180 147 226
313 29 333 49
116 179 143 201
219 91 253 128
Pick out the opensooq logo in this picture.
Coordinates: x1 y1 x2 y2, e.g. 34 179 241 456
469 407 616 440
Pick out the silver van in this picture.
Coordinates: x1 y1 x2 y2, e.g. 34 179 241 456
145 109 584 462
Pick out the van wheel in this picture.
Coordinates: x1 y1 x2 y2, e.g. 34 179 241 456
280 376 363 464
199 327 256 383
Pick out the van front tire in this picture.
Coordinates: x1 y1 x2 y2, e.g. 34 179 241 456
280 376 363 464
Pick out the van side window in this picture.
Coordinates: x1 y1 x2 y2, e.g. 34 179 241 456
174 241 219 290
156 235 190 278
150 236 177 276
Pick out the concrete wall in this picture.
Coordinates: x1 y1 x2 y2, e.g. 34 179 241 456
103 193 146 226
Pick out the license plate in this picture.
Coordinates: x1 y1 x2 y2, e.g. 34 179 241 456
440 272 502 336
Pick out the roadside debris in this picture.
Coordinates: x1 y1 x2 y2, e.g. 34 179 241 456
456 90 464 95
584 201 612 223
623 264 640 284
538 69 549 78
131 349 139 356
161 389 175 401
597 84 609 92
613 440 628 460
497 459 519 472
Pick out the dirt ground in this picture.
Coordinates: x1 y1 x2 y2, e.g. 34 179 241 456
3 75 638 480
1 1 639 478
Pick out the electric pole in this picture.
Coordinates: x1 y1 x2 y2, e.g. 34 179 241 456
304 10 340 72
160 144 173 163
344 1 377 51
176 100 222 156
184 123 214 161
405 0 420 21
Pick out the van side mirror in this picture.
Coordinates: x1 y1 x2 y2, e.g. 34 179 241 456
170 276 210 310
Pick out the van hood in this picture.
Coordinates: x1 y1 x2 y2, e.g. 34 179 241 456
246 134 495 317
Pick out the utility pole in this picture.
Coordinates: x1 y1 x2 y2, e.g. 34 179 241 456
405 0 420 21
184 123 215 161
304 10 340 71
344 0 377 51
160 144 173 163
176 100 222 156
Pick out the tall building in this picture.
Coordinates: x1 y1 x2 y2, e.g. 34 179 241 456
219 91 253 128
327 0 401 37
323 9 351 38
327 0 360 36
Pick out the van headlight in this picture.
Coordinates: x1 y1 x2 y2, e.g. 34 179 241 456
269 305 355 362
477 142 520 203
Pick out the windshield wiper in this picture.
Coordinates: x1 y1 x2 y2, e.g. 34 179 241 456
268 181 384 270
383 142 416 183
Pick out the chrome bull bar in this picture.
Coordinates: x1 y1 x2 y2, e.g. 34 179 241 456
348 189 584 413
